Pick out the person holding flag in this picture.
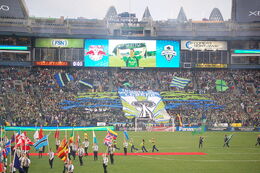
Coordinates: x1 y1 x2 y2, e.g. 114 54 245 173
67 160 74 173
123 140 128 156
9 162 16 173
82 139 89 156
113 139 120 150
55 138 61 151
78 145 85 166
108 145 115 165
38 147 43 158
54 127 60 151
223 134 229 147
48 148 54 169
92 143 99 161
199 136 204 148
255 135 260 146
223 134 233 147
71 142 77 160
84 133 88 140
20 153 31 173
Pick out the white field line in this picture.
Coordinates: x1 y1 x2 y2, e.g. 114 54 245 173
137 155 260 162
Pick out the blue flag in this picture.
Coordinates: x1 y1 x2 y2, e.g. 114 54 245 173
54 73 74 87
123 130 129 140
14 154 23 172
34 135 48 150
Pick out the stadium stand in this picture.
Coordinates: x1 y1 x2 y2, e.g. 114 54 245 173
0 67 258 127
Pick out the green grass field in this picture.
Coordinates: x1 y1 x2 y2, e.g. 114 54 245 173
6 131 260 173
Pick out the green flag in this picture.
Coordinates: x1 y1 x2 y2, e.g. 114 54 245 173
192 125 205 135
215 80 229 92
123 82 131 87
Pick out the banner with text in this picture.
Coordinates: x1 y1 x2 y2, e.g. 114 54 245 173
181 40 227 51
118 89 170 123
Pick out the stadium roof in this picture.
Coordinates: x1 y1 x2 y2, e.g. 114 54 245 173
177 7 188 23
0 0 28 19
142 7 152 21
105 6 117 19
209 8 224 21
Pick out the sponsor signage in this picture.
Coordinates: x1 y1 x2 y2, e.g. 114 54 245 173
181 40 227 51
195 64 227 68
34 61 69 66
177 126 200 132
207 127 227 131
231 123 242 127
35 38 84 48
235 0 260 23
238 127 255 132
97 122 106 126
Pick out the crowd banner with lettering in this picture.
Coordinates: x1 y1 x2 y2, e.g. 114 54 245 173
118 88 171 123
181 40 227 51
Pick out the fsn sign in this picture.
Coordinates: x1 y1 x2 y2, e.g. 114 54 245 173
51 40 69 47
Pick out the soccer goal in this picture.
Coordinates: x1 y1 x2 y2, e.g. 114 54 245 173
134 117 175 132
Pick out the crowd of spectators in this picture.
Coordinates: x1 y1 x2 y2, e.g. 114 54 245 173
0 66 259 127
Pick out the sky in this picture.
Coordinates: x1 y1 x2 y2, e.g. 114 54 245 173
24 0 232 20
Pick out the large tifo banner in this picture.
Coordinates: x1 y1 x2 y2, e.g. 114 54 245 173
84 39 180 68
118 89 170 123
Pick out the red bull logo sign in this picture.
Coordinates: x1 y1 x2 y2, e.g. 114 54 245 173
86 45 106 61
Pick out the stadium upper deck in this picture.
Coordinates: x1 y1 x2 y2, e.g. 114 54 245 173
0 0 259 40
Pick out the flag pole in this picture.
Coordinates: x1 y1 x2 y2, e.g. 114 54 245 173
9 138 12 173
1 125 2 144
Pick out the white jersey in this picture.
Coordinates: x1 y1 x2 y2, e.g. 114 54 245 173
123 142 128 148
92 145 98 151
103 156 108 165
78 147 85 157
82 141 89 148
20 157 31 167
49 151 54 160
67 164 74 173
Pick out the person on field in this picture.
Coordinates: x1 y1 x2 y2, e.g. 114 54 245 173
255 135 260 146
20 153 30 173
141 139 148 152
82 139 89 156
93 143 99 161
199 136 204 148
108 145 115 165
150 138 159 152
129 138 138 152
78 145 85 166
223 134 230 147
67 160 74 173
123 140 128 155
102 154 108 173
48 148 54 168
